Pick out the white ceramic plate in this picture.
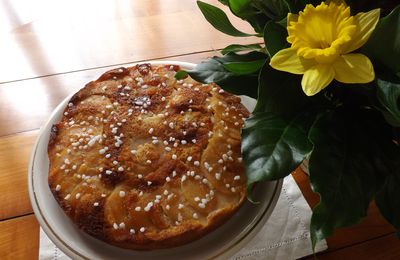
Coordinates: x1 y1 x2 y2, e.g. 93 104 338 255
28 61 282 260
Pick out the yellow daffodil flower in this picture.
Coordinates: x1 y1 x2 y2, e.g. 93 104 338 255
269 1 380 96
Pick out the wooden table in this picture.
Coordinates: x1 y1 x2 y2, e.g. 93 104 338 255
0 1 399 259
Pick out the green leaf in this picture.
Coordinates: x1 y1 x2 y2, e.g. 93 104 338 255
362 6 400 75
221 44 264 55
285 0 320 13
276 17 287 28
263 20 289 57
252 0 290 21
174 70 188 80
242 112 314 195
376 171 400 238
217 73 259 98
254 63 310 115
186 53 264 98
187 52 266 83
376 78 400 127
214 51 267 62
229 0 253 18
223 59 265 75
188 58 232 83
227 0 270 33
308 108 397 249
197 1 254 37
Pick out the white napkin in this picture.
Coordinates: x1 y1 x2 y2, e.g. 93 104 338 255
39 174 327 260
231 175 327 259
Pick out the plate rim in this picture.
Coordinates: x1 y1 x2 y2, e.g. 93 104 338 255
28 60 283 259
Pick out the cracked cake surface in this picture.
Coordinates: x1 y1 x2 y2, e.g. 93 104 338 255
48 63 250 249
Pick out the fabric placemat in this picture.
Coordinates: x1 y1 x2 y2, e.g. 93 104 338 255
231 175 327 259
39 174 327 260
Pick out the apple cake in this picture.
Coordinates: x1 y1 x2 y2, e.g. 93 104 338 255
48 63 250 249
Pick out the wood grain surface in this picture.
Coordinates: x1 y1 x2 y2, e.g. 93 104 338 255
0 50 252 137
0 0 257 83
0 0 398 259
0 131 38 220
0 215 39 260
311 233 400 259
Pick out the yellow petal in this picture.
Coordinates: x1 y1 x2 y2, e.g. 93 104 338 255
270 48 315 75
343 8 380 53
287 13 299 27
286 13 299 44
301 64 334 96
333 54 375 83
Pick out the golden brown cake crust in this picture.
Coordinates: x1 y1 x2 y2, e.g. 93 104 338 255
48 64 250 250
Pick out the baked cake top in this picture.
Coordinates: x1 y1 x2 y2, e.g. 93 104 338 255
48 63 250 249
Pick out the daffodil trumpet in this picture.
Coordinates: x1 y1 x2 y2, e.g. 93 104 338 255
270 2 380 96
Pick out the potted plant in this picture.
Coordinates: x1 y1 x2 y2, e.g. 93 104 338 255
177 0 400 248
